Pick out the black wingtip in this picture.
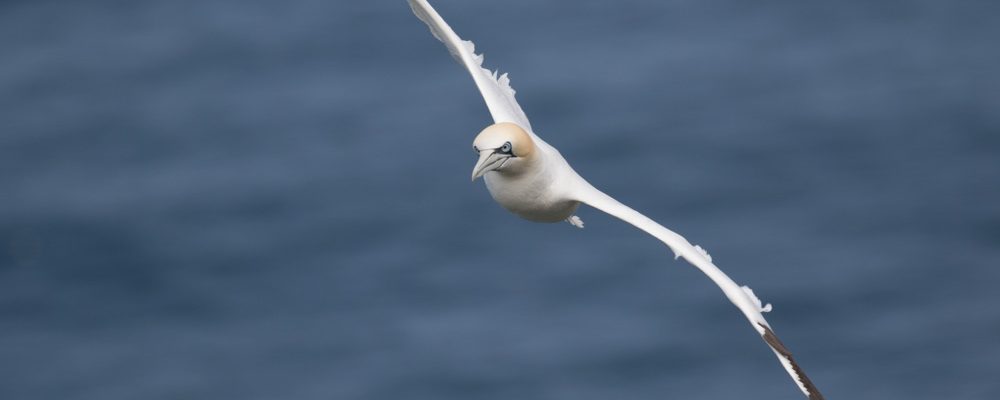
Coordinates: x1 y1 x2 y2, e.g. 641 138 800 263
758 323 825 400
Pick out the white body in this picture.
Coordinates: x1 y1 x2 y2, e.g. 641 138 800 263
483 150 580 222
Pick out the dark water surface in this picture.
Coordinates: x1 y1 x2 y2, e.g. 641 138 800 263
2 1 999 399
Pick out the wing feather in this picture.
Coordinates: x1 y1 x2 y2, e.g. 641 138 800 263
573 183 824 400
408 0 544 145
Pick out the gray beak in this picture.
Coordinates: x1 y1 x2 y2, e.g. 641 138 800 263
471 151 510 181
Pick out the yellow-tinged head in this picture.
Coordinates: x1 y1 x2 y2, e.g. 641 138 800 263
470 123 536 180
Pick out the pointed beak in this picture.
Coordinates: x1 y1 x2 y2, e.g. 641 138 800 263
471 150 510 181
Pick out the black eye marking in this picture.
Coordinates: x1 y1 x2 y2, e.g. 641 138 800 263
500 141 512 154
473 145 479 154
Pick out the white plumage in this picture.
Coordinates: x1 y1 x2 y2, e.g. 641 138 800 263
407 1 824 398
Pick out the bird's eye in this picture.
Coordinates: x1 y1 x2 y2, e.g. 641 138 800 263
500 141 512 154
473 145 479 154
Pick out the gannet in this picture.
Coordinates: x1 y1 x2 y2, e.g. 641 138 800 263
407 1 824 398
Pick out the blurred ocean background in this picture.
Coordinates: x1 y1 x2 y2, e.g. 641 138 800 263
2 0 998 399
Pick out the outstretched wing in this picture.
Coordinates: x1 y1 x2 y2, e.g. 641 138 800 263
572 182 825 400
408 0 549 147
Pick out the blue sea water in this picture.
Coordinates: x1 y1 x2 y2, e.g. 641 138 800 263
2 0 999 399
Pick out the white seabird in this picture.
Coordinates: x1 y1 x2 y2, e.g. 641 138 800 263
407 1 824 398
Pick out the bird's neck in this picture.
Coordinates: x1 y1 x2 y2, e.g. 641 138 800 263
501 145 544 178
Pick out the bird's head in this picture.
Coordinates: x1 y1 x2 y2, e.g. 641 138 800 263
470 122 536 180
